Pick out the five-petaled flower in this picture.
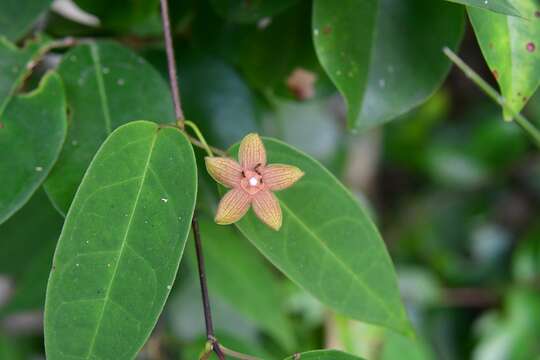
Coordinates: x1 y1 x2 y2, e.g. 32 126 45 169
205 133 304 230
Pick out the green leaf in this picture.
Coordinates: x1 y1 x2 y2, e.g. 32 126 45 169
209 0 299 23
0 0 52 41
72 0 159 30
228 138 411 336
44 41 174 215
445 0 521 16
468 0 540 120
284 350 365 360
44 121 197 359
187 215 295 351
0 188 62 314
0 71 67 224
179 54 259 148
313 0 464 130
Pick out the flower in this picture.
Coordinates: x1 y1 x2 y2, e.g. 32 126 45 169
205 133 304 230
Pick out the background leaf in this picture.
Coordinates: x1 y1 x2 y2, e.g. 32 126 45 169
209 0 299 23
284 350 365 359
44 121 197 359
72 0 159 30
0 188 62 314
444 0 521 16
0 0 52 41
0 72 66 224
228 138 411 336
186 215 295 351
468 0 540 120
313 0 464 130
44 41 174 215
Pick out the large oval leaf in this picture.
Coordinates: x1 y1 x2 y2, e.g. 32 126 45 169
44 121 197 359
186 215 295 350
284 350 365 360
468 0 540 120
0 72 67 224
313 0 464 130
0 0 52 41
228 138 411 335
44 41 174 215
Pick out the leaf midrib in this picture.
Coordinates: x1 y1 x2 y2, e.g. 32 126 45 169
85 132 158 358
278 200 402 322
89 43 113 134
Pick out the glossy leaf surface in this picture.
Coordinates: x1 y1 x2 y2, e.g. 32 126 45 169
45 121 197 359
0 72 66 224
44 41 174 215
468 0 540 120
313 0 464 130
228 138 411 335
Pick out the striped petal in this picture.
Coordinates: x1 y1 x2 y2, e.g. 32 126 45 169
205 157 243 188
215 188 251 225
252 189 282 231
261 164 304 191
239 133 266 170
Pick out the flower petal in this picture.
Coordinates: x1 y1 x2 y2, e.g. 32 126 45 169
215 188 251 225
252 190 282 231
239 133 266 170
205 157 243 188
261 164 304 191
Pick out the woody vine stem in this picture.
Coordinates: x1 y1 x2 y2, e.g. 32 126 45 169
159 1 261 359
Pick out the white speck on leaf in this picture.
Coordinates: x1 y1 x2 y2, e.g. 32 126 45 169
102 67 110 74
117 79 125 86
314 29 319 36
35 166 43 172
167 285 172 290
161 198 168 203
378 79 386 88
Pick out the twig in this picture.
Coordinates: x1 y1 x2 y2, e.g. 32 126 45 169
160 0 185 128
185 120 214 157
191 216 224 359
219 345 264 360
159 2 224 359
443 47 540 147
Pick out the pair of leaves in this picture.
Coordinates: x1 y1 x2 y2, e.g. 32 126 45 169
45 121 197 359
468 0 540 120
313 0 464 130
0 37 67 224
44 41 174 215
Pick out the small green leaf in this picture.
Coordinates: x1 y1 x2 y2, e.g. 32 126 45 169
0 188 62 314
44 121 197 359
468 0 540 120
313 0 464 130
445 0 521 16
284 350 365 360
228 138 411 336
0 71 67 224
44 41 175 215
187 215 295 351
0 0 53 41
209 0 299 23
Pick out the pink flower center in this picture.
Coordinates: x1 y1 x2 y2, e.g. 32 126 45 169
240 169 263 195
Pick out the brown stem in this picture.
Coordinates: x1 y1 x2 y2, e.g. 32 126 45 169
159 0 185 128
158 1 224 359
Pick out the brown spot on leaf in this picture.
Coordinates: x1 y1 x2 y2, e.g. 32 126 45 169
526 42 536 52
535 10 540 17
323 25 332 35
286 68 317 101
489 42 493 49
492 70 499 79
0 121 3 129
523 96 528 102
